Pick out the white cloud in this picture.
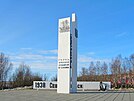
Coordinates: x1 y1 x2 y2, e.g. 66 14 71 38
29 62 57 70
78 55 111 70
10 49 58 72
20 48 33 50
77 55 111 74
11 53 57 61
12 61 57 73
78 55 111 63
12 61 21 67
88 52 95 55
11 54 45 60
39 49 58 54
9 49 111 76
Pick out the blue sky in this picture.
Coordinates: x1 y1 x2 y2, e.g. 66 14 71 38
0 0 134 79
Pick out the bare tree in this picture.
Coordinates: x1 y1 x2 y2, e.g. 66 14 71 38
12 63 27 87
78 67 89 81
32 73 42 81
130 54 134 73
89 62 96 75
110 55 122 88
101 62 108 81
80 67 88 76
96 61 101 76
89 62 96 81
51 74 57 81
122 58 130 74
0 53 12 89
96 61 101 81
43 74 48 81
77 54 134 88
11 63 42 88
128 54 134 88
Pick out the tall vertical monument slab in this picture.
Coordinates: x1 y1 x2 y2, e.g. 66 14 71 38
71 13 78 93
57 13 78 94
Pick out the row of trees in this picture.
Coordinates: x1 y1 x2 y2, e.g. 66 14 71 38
0 52 57 89
78 61 108 81
9 63 42 88
78 54 134 88
1 52 134 89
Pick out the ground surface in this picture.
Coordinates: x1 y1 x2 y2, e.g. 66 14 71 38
0 89 134 101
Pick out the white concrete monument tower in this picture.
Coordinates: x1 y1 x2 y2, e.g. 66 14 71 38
57 13 78 94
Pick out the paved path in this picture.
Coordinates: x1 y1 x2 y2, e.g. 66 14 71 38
0 90 133 101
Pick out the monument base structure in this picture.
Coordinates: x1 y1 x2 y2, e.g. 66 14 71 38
57 13 78 94
33 81 111 90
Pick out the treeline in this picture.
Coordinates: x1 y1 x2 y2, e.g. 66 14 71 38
0 52 58 89
9 63 42 88
78 54 134 89
0 53 49 89
1 52 134 89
